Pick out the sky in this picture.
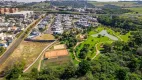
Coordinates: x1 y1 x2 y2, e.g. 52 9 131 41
4 0 137 2
4 0 119 2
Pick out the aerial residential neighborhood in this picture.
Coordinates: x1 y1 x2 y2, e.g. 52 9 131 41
0 0 142 80
0 9 36 49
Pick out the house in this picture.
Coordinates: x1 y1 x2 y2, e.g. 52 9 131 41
38 24 46 31
10 26 17 32
0 23 9 27
44 49 69 59
51 15 64 34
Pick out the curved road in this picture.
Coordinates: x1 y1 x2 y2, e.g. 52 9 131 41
92 42 101 60
73 42 82 62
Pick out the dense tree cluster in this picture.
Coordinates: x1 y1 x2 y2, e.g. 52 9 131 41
5 60 92 80
101 4 132 14
98 16 141 31
78 44 89 59
58 31 77 49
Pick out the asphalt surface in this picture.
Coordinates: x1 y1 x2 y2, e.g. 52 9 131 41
0 34 24 66
0 18 42 66
44 17 54 34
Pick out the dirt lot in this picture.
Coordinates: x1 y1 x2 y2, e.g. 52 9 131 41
0 41 50 72
34 34 55 40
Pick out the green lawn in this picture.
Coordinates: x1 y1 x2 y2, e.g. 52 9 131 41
76 27 113 59
75 26 131 61
120 32 131 42
69 52 79 64
126 7 142 14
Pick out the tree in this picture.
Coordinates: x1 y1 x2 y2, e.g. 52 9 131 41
30 68 39 79
97 34 102 38
128 73 141 80
136 48 142 56
84 71 94 80
60 66 76 79
116 69 128 80
112 41 124 50
37 74 57 80
78 51 86 59
122 44 130 51
6 63 25 80
128 59 139 72
77 60 91 76
103 43 112 53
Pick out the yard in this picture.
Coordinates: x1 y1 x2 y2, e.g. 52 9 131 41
0 41 50 72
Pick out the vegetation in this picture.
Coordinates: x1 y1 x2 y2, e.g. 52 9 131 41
0 42 50 73
76 26 130 60
2 3 142 80
15 31 23 38
101 5 132 14
126 7 142 14
98 15 141 31
56 29 78 49
32 2 50 8
89 1 139 7
50 1 95 8
0 47 6 56
34 34 55 40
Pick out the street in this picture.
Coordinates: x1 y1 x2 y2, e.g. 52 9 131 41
0 16 43 66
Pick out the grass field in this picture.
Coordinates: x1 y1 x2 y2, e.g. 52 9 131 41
32 2 50 8
125 7 142 14
34 34 55 40
0 41 50 72
75 26 131 61
41 56 71 70
89 1 137 7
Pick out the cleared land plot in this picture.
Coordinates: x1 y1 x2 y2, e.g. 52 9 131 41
34 34 55 40
44 49 69 59
0 41 50 72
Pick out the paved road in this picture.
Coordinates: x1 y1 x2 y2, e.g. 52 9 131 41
0 17 43 66
44 16 55 34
